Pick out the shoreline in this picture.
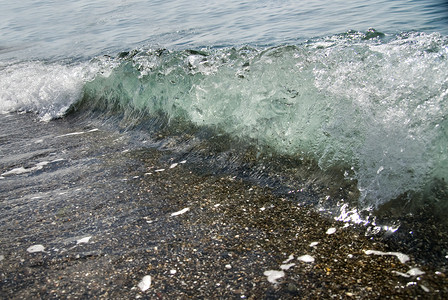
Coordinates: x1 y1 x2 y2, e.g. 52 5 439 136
1 113 447 298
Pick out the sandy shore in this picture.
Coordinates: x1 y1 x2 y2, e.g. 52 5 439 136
1 114 447 299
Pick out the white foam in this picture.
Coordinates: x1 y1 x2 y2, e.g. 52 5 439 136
263 270 284 284
76 236 92 244
155 169 165 172
297 255 315 263
0 61 97 120
1 161 50 176
169 163 178 169
335 204 371 225
56 131 85 137
27 244 45 253
36 161 49 168
51 158 65 163
2 167 28 176
170 207 190 216
137 275 152 291
364 250 410 264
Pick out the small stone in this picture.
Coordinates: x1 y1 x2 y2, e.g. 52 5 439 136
326 228 336 235
27 245 45 253
264 270 285 284
297 255 315 263
287 283 298 293
137 275 151 292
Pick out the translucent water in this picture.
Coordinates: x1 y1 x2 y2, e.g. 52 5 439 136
70 32 448 210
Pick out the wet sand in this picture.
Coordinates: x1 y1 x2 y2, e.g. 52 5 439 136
1 114 447 299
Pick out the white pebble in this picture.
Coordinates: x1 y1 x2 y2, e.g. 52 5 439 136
393 270 411 278
170 207 190 217
280 263 295 270
420 285 430 293
225 264 232 269
297 255 315 263
263 270 284 284
408 268 425 276
377 166 384 174
282 254 294 263
27 245 45 253
137 275 152 292
326 227 336 235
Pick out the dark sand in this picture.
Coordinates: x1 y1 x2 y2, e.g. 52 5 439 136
1 114 447 299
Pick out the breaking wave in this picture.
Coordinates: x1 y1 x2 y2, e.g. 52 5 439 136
2 30 447 214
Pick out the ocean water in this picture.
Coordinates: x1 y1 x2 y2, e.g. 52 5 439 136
1 1 448 223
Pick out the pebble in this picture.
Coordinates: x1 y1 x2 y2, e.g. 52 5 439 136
263 270 285 284
27 245 45 253
326 227 337 235
297 255 315 263
137 275 151 292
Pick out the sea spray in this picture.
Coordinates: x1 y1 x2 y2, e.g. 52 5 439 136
0 60 103 121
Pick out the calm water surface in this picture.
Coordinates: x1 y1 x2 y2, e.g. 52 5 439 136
0 0 447 59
